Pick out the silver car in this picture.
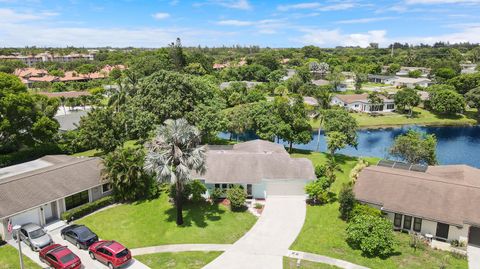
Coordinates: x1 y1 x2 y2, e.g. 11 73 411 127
15 223 53 251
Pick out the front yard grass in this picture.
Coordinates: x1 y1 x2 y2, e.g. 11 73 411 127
135 251 222 269
284 257 340 269
76 195 257 249
309 107 478 129
290 151 468 269
0 244 41 269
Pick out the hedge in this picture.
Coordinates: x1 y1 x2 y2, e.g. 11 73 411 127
0 144 64 168
61 196 115 221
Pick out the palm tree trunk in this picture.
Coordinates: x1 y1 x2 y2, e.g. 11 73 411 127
289 141 293 153
176 182 184 225
315 117 323 152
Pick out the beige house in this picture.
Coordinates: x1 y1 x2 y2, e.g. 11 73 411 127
355 163 480 246
0 156 109 240
194 140 316 199
331 94 395 113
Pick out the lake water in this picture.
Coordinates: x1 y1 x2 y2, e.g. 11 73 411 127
219 125 480 168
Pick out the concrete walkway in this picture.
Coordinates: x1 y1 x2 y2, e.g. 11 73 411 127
131 244 232 256
287 250 370 269
468 245 480 269
203 195 307 269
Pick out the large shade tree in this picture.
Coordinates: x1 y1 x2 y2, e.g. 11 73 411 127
390 129 437 165
144 118 206 225
313 87 333 151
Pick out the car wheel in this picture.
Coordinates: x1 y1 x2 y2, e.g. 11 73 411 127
108 263 115 269
30 244 34 251
76 242 81 249
89 252 95 260
61 234 65 240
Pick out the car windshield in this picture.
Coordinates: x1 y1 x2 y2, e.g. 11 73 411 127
77 227 94 240
115 249 129 258
29 228 45 239
59 253 76 264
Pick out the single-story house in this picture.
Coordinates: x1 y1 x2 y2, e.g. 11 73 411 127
390 77 432 88
460 63 477 74
0 155 109 240
311 79 347 91
193 140 316 199
219 81 262 90
379 66 430 77
354 162 480 246
368 74 396 84
331 94 395 113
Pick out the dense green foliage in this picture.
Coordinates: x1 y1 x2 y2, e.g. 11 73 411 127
226 185 247 211
323 109 358 148
346 214 396 257
393 88 421 115
390 130 437 165
338 184 356 221
465 87 480 117
61 196 115 221
428 89 465 114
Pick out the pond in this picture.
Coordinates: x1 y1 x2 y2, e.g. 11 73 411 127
219 125 480 168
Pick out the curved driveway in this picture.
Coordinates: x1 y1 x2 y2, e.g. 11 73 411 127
203 195 306 269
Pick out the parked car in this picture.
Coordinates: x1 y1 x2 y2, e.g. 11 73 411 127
39 244 82 269
14 223 53 251
60 224 98 249
88 240 132 269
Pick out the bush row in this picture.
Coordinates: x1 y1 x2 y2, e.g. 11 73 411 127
0 144 63 168
61 196 115 221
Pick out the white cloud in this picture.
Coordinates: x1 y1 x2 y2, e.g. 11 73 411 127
197 0 251 10
217 19 254 26
277 2 356 12
317 3 356 11
397 25 480 44
405 0 480 4
152 12 170 20
277 2 322 11
0 8 58 23
300 28 387 47
336 17 395 24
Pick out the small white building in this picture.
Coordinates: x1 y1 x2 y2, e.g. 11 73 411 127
390 77 432 88
193 140 316 199
331 94 395 113
368 74 396 84
355 163 480 246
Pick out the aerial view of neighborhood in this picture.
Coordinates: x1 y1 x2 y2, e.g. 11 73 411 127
1 0 480 269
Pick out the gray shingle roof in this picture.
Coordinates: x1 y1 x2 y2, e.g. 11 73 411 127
0 155 103 219
193 140 315 184
354 165 480 226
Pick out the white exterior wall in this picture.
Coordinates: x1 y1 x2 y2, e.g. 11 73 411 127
450 225 469 243
253 183 266 199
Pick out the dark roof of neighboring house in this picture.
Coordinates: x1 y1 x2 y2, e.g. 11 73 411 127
0 156 103 219
193 140 315 184
334 94 393 104
37 91 91 98
354 165 480 226
55 110 88 131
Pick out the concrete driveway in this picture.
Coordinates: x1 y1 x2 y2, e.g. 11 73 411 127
203 195 306 269
10 222 149 269
468 245 480 269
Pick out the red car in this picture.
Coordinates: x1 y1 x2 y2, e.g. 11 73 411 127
39 244 81 269
88 240 132 269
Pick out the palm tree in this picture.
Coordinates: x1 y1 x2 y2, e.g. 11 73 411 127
59 96 67 115
144 118 206 225
107 85 127 112
313 89 333 152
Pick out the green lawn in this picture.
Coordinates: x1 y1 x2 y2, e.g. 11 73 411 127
76 195 257 249
0 244 41 269
284 257 340 269
72 140 139 157
310 107 478 129
290 151 468 269
135 251 222 269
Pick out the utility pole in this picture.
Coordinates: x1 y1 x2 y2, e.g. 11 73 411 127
13 225 24 269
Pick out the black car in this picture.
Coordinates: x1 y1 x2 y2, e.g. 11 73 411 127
60 224 98 250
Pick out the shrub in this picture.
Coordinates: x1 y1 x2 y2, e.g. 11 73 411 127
61 196 114 221
346 214 396 257
349 159 368 183
189 180 207 202
226 185 247 211
338 183 356 221
254 203 263 209
305 179 328 205
351 204 383 219
210 188 225 201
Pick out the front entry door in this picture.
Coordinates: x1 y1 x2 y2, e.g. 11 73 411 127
436 222 449 240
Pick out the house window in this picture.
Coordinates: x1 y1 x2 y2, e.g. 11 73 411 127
214 184 220 189
65 190 89 210
222 184 227 189
102 183 112 193
413 218 422 232
387 104 395 110
394 213 403 227
403 215 412 230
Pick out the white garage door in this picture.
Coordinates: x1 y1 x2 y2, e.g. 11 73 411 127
11 208 41 226
266 181 306 196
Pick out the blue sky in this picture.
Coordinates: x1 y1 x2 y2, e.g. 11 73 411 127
1 0 480 47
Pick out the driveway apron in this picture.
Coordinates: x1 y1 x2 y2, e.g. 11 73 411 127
468 245 480 269
203 195 306 269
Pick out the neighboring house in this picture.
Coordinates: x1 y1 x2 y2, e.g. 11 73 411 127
281 69 297 81
0 156 110 240
303 96 318 106
38 91 91 99
311 79 347 91
1 52 95 67
193 140 316 199
382 66 431 77
368 74 396 84
55 110 89 131
460 63 478 74
390 77 432 88
354 161 480 246
219 81 262 90
331 94 395 113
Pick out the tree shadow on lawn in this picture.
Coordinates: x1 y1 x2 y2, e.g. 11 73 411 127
164 201 226 228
